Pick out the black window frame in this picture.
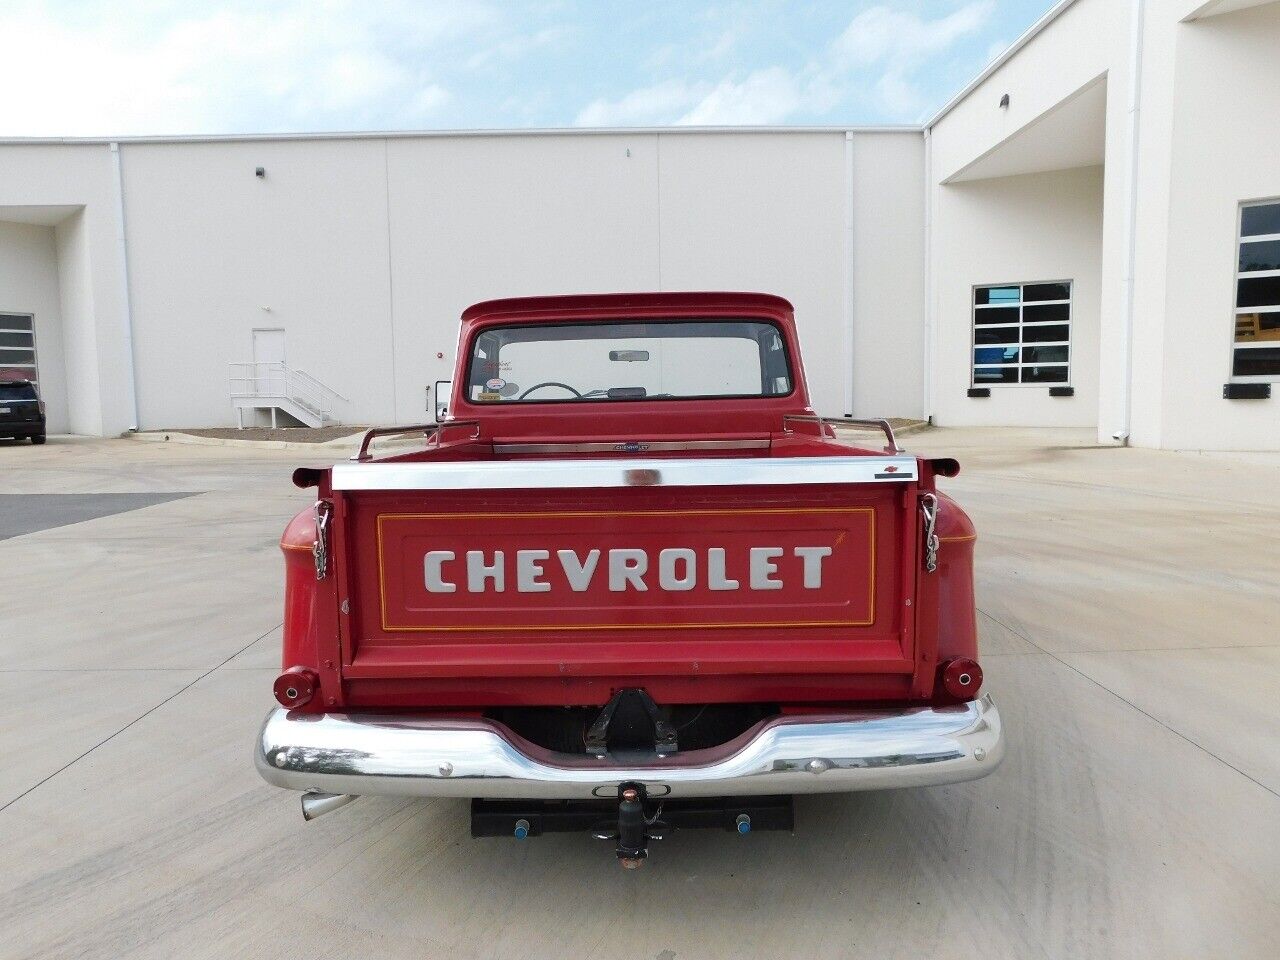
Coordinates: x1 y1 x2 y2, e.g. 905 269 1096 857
1231 198 1280 382
970 281 1072 389
0 313 37 387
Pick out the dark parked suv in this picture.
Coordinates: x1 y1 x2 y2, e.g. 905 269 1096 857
0 379 46 444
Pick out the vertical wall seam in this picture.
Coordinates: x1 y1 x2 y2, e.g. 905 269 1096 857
1117 0 1147 443
382 138 399 422
655 133 663 290
842 131 855 417
49 216 72 435
109 142 140 431
922 128 934 423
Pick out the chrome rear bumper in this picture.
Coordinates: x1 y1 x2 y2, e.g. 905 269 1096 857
255 696 1003 801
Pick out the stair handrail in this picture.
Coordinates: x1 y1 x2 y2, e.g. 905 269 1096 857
284 368 347 423
228 360 349 425
290 368 350 404
229 361 288 399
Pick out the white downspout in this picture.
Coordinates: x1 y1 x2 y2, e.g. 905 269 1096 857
110 142 141 432
1115 0 1146 444
842 130 855 417
922 127 934 423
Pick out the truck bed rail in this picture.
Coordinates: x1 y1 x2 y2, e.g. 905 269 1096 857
782 415 902 453
350 420 481 461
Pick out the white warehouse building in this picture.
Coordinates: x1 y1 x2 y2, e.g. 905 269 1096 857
0 0 1277 450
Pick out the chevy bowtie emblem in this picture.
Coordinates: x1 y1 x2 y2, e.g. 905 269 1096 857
882 465 899 473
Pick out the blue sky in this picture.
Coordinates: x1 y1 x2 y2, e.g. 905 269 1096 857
0 1 1057 136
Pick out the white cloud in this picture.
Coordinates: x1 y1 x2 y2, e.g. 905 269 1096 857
576 1 997 126
410 85 452 118
833 2 995 66
465 24 572 69
575 69 805 128
698 25 743 65
0 1 491 135
677 68 802 126
827 1 997 116
0 1 1003 135
576 79 707 127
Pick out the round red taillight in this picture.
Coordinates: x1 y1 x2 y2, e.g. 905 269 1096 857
274 667 319 708
941 657 983 701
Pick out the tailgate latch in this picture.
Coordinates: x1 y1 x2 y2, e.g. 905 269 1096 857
920 493 940 573
313 500 333 580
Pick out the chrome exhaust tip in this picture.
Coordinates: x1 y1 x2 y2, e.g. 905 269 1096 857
300 791 358 822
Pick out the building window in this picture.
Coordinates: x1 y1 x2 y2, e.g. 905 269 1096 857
0 314 37 385
1233 200 1280 380
972 281 1071 387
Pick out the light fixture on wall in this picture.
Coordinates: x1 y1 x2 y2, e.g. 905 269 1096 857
255 166 266 178
999 94 1010 109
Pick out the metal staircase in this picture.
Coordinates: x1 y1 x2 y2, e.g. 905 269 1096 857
228 362 349 428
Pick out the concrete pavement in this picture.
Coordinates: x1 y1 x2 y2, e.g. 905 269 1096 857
1 431 1277 959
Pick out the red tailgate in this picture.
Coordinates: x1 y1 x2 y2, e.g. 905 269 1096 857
323 458 929 707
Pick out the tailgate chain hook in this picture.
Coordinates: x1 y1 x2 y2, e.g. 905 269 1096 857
313 500 333 580
920 493 939 573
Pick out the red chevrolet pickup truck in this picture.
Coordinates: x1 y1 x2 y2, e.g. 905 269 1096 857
256 292 1004 865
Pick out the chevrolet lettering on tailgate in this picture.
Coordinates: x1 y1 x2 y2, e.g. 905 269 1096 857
419 545 835 594
256 292 1004 867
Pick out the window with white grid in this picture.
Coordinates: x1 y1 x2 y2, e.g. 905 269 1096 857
1231 200 1280 380
972 282 1071 387
0 314 37 385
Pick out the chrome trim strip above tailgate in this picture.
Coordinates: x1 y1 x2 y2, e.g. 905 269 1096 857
330 455 919 490
255 696 1003 800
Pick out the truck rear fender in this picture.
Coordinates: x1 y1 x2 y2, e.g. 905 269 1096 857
280 507 320 674
279 493 346 713
932 492 980 682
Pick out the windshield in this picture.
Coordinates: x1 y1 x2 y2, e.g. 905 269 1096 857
0 383 37 402
465 320 792 403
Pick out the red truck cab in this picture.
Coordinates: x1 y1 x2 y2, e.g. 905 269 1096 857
257 293 1003 864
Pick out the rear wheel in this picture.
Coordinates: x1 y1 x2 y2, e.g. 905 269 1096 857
31 433 46 445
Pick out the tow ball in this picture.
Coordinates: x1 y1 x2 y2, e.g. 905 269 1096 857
592 783 667 868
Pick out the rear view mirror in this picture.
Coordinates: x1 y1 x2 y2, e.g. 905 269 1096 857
434 381 452 422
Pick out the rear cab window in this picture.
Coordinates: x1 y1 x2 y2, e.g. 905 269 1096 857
465 319 793 404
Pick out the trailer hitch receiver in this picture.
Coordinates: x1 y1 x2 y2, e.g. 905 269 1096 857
593 782 667 868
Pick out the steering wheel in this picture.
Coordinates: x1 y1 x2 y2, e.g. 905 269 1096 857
517 381 583 399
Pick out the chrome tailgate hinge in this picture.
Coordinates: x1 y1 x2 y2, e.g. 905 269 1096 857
920 493 939 573
313 500 332 580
